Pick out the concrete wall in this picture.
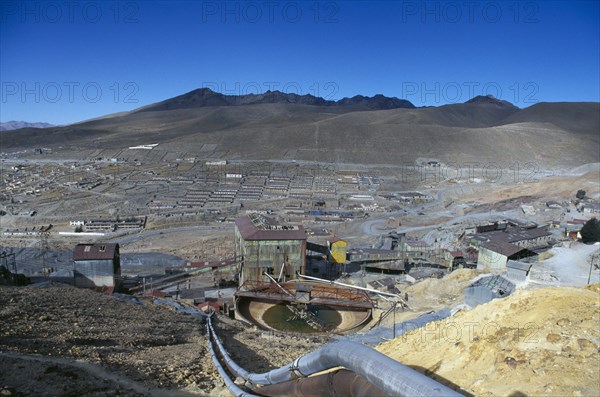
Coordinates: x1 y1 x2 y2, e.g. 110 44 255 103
477 247 507 270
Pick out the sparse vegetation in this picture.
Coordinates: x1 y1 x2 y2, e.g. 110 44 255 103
576 189 587 199
581 217 600 243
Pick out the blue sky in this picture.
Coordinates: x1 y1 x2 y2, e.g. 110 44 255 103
1 0 599 125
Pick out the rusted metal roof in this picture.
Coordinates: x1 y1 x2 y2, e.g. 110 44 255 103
406 240 431 248
235 214 306 241
480 227 551 244
73 243 119 261
449 250 464 258
480 241 530 257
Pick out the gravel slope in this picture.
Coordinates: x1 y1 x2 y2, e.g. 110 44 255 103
0 283 330 397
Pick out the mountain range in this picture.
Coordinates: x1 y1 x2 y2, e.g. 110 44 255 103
0 121 54 131
2 89 598 168
134 88 416 112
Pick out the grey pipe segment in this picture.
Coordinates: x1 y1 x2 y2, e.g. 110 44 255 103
207 317 462 397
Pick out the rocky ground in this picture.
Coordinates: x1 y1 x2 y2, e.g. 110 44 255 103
0 283 328 397
2 273 599 396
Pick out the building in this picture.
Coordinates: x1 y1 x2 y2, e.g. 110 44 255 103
476 222 508 233
478 226 552 249
506 260 533 283
73 243 121 291
367 277 400 293
346 248 404 263
83 218 146 232
546 201 563 209
84 220 115 232
581 203 600 215
235 214 306 286
443 249 467 269
565 219 586 240
464 275 515 308
477 240 536 270
404 240 432 254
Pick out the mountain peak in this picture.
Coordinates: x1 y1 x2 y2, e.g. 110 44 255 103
337 94 415 110
465 95 517 108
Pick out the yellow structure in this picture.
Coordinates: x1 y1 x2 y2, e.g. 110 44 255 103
328 237 347 264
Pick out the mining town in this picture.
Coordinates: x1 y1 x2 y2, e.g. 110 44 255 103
1 144 599 396
2 5 600 391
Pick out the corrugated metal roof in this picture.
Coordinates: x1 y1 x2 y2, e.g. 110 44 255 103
449 250 464 257
406 240 430 248
235 214 306 241
469 274 515 291
73 243 119 261
366 261 406 271
480 227 551 244
480 240 528 257
465 275 515 307
506 260 533 272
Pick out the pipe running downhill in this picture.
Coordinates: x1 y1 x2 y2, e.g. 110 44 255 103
206 319 259 397
207 317 462 397
255 369 389 397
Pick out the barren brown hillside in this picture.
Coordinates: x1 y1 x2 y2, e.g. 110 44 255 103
2 90 598 168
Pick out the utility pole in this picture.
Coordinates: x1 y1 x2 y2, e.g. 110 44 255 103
40 230 50 269
588 251 599 284
393 302 397 339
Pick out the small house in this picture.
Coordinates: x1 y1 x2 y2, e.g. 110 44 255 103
73 243 121 291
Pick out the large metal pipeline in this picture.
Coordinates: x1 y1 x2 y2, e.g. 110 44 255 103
206 320 259 397
152 296 459 396
208 319 253 379
151 300 259 396
254 369 388 397
207 318 462 397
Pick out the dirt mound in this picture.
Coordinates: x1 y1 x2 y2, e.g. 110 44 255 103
586 282 600 293
405 269 485 310
377 286 600 396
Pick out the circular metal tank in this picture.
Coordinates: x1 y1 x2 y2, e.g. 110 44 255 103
235 281 373 333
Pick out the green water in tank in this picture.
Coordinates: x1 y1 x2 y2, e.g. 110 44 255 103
262 304 342 333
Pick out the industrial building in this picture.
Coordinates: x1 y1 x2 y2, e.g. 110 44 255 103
234 214 306 285
477 241 536 270
472 225 552 249
474 225 550 270
73 243 121 291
